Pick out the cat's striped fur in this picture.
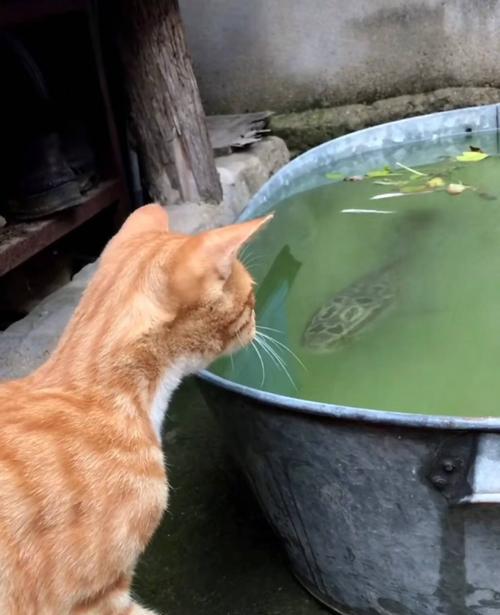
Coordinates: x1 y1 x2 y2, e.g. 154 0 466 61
0 204 271 614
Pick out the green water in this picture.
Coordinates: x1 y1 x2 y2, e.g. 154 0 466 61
211 132 500 417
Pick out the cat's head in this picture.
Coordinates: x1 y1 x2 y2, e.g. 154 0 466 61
100 203 272 372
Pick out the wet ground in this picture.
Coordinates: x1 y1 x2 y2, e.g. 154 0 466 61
134 377 329 615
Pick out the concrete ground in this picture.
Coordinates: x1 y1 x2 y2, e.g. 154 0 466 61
134 377 329 615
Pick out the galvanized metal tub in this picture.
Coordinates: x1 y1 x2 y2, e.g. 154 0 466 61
198 105 500 615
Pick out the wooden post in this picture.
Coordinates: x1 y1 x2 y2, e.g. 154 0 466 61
117 0 222 205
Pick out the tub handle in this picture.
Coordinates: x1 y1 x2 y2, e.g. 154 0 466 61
458 434 500 505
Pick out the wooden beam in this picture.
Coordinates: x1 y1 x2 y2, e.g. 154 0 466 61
117 0 222 205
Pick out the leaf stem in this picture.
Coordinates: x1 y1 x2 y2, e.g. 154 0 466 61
396 162 427 177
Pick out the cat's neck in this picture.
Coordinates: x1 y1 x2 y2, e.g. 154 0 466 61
33 308 200 441
148 357 195 438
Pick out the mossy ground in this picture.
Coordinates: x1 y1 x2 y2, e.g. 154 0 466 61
133 378 328 615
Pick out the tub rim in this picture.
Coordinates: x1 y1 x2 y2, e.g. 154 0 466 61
198 370 500 431
200 103 500 431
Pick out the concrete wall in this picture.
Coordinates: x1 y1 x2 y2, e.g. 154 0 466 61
180 0 500 114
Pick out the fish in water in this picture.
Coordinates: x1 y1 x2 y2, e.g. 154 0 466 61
302 208 436 353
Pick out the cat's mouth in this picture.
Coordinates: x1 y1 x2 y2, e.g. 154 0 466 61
224 310 256 356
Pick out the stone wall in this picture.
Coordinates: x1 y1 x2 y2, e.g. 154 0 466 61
180 0 500 114
270 87 500 154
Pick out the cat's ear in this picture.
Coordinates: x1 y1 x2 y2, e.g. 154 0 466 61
197 214 273 280
103 203 169 257
170 214 273 303
118 203 169 238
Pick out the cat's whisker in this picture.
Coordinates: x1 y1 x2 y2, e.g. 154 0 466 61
240 254 251 268
259 341 297 391
242 256 265 271
255 336 295 387
250 339 266 387
244 263 263 275
255 336 298 391
256 331 307 371
239 244 253 261
239 246 258 267
257 325 284 335
246 254 264 263
255 336 282 373
254 336 283 380
239 246 265 271
229 353 235 373
241 330 266 387
238 254 249 268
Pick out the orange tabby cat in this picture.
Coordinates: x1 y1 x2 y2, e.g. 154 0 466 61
0 203 272 615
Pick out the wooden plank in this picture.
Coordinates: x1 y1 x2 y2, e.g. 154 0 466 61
207 112 273 154
0 0 87 27
0 179 120 277
117 0 222 204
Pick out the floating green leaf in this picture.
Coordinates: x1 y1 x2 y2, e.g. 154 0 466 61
426 177 446 188
400 183 429 193
373 179 404 187
367 166 392 178
325 172 345 181
456 151 489 162
365 157 489 202
396 162 427 176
